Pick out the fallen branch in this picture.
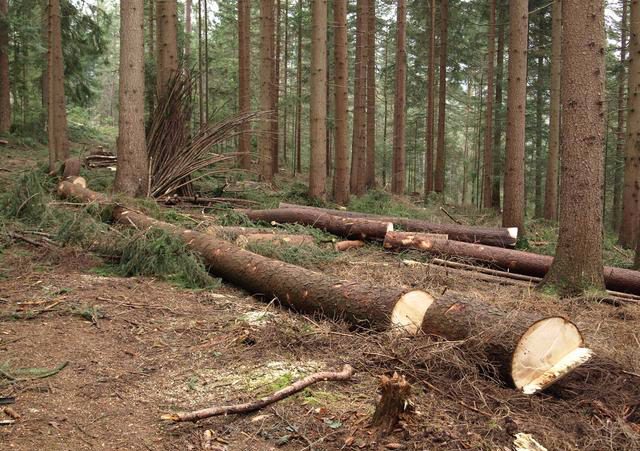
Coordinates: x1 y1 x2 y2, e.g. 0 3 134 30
161 364 354 422
440 206 462 225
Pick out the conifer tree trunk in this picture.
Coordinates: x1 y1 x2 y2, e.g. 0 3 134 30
350 0 368 195
482 0 496 208
434 0 448 195
541 0 605 296
204 0 209 120
424 0 436 197
462 76 472 204
534 40 544 219
198 0 204 126
41 0 49 130
156 0 179 98
382 35 390 188
491 0 505 208
272 0 281 175
47 0 70 172
115 0 148 197
238 0 252 169
333 0 349 204
612 0 627 230
308 0 327 200
185 0 192 62
283 0 289 165
502 0 527 237
0 0 10 133
544 0 562 221
294 0 302 174
260 0 275 182
365 0 376 188
620 0 640 248
391 0 407 195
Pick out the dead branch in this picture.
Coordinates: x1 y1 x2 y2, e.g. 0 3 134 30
439 206 463 225
161 364 354 422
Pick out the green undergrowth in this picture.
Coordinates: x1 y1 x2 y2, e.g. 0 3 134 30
245 240 338 269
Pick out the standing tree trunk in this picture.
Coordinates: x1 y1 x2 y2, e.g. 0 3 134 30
365 0 376 188
434 0 448 195
424 0 436 197
534 38 544 219
462 76 472 204
198 0 204 126
391 0 407 195
612 1 627 230
482 0 496 208
308 0 327 200
115 0 148 197
544 0 562 221
238 0 252 169
283 0 289 165
294 0 302 174
47 0 70 172
382 35 390 188
0 0 10 134
260 0 275 182
185 0 192 62
204 0 209 120
272 0 281 175
333 0 349 205
491 0 505 208
502 0 527 237
350 0 368 196
620 0 640 248
541 0 606 296
156 0 179 98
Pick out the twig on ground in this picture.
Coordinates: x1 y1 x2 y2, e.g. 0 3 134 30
161 364 354 422
440 207 463 225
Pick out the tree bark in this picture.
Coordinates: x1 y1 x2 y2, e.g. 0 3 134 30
309 0 327 201
462 77 472 204
544 0 562 221
434 0 448 195
278 202 518 247
502 0 527 237
114 0 148 197
294 0 302 174
185 0 192 62
620 0 640 248
333 0 349 205
482 0 496 209
238 0 252 169
0 0 10 133
541 0 606 296
260 0 275 182
391 0 407 195
612 1 627 230
534 18 544 219
198 0 204 126
350 0 368 196
156 0 179 98
370 373 410 436
365 0 376 189
272 0 281 175
47 0 70 172
491 0 505 209
384 232 638 295
424 0 436 197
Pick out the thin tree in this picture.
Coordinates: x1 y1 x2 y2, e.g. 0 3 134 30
283 0 289 164
391 0 407 194
333 0 349 204
156 0 179 98
47 0 70 172
198 0 203 125
204 0 209 120
462 76 472 204
115 0 148 197
238 0 251 169
382 33 390 187
491 0 506 208
541 0 606 296
350 0 368 195
502 0 527 236
482 0 496 208
424 0 436 196
0 0 10 133
272 0 281 175
612 0 627 229
544 0 562 220
434 0 448 195
309 0 327 200
365 0 376 188
294 0 302 174
185 0 192 62
620 0 640 248
533 14 545 219
259 0 275 181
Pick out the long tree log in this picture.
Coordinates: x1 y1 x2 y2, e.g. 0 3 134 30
241 207 393 240
278 202 517 247
57 182 592 393
383 231 640 296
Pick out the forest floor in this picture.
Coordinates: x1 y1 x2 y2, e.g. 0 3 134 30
1 139 640 451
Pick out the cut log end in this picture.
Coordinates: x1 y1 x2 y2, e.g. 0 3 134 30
390 290 434 334
511 317 592 394
508 227 518 240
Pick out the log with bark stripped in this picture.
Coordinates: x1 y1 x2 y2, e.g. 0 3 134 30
56 182 593 393
278 202 517 247
241 207 393 240
383 231 640 296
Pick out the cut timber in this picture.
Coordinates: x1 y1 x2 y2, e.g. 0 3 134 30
370 372 411 435
234 233 315 248
335 240 366 251
56 182 593 392
241 208 393 240
383 231 640 296
279 202 517 247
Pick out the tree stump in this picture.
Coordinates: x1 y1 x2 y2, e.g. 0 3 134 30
370 373 411 435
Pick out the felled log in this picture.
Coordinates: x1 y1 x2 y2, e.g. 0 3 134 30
383 231 640 296
335 240 366 251
278 202 517 247
241 208 393 241
56 182 593 393
161 195 259 208
234 233 315 248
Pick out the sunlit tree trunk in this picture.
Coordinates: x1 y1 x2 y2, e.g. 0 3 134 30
391 0 406 195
